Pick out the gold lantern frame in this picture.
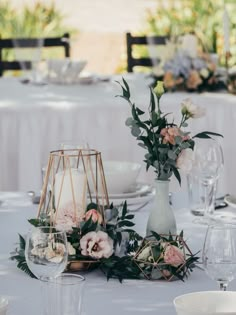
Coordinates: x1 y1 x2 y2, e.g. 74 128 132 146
37 148 110 226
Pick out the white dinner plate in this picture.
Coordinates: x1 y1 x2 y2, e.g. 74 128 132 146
109 187 155 208
224 195 236 208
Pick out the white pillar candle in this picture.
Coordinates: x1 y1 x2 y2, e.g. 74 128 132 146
223 6 230 52
181 34 198 58
54 168 87 218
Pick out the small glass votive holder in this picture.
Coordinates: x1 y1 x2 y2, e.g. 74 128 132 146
43 274 85 315
187 174 216 217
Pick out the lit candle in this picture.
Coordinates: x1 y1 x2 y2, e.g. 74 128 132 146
223 5 230 52
181 34 198 58
54 168 87 219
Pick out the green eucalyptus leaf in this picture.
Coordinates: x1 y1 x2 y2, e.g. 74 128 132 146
117 220 135 228
151 112 158 126
125 214 135 220
122 78 130 98
172 167 181 185
175 136 183 145
121 201 128 219
138 142 146 149
149 88 156 112
168 150 177 160
131 125 141 137
193 131 223 139
136 107 145 115
125 117 134 126
181 142 190 149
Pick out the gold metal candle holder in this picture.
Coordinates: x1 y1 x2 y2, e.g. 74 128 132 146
37 149 109 227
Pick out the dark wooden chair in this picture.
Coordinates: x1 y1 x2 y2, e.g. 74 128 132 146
126 32 168 73
0 33 70 76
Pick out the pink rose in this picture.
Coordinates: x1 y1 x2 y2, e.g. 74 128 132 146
160 127 180 145
163 245 185 267
84 209 103 224
55 201 79 232
80 231 113 259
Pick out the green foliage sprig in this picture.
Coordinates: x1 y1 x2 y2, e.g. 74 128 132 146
117 79 222 184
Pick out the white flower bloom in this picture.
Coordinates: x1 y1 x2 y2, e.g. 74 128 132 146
176 148 194 173
200 68 209 79
80 231 113 259
181 98 205 119
137 246 151 261
67 242 76 256
47 256 63 263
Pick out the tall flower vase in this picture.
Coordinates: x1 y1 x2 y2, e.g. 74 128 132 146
146 180 177 236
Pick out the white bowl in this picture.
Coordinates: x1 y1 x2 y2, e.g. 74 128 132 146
174 291 236 315
0 297 8 315
103 161 141 194
47 59 87 83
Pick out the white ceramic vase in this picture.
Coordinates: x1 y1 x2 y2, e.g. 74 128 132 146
146 180 177 236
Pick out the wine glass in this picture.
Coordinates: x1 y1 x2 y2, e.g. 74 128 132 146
25 226 68 281
191 138 224 223
202 223 236 291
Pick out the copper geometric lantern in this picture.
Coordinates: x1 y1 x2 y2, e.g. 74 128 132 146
37 149 109 228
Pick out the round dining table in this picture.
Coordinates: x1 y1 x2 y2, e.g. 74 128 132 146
0 74 235 196
1 191 236 315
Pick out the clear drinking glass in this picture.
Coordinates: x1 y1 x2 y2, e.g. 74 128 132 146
42 274 85 315
191 138 224 223
25 226 68 281
202 224 236 291
187 173 217 217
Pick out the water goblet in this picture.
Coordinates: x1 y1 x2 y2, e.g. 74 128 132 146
191 138 224 223
25 226 68 281
202 223 236 291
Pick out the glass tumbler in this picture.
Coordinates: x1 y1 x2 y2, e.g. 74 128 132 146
187 174 217 217
43 274 85 315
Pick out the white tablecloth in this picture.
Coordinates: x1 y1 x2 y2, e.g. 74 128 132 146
1 192 236 315
0 75 235 195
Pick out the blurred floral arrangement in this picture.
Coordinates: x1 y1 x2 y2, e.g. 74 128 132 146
162 51 222 92
117 79 221 184
11 201 199 282
145 0 236 62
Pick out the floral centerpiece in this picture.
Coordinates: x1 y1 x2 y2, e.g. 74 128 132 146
11 81 221 282
117 79 222 235
162 51 223 92
11 201 199 281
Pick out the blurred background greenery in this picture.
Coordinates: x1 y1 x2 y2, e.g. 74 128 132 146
0 0 235 73
0 1 74 63
140 0 236 67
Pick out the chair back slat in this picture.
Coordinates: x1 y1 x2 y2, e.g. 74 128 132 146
0 33 70 76
126 32 168 72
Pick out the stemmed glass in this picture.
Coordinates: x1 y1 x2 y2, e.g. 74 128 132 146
25 226 68 281
202 224 236 291
191 138 224 223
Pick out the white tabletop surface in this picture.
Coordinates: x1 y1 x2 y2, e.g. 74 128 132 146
0 75 235 196
1 192 236 315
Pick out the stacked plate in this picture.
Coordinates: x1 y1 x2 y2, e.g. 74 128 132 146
105 182 155 211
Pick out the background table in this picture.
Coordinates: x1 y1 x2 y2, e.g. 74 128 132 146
1 192 236 315
0 75 234 195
